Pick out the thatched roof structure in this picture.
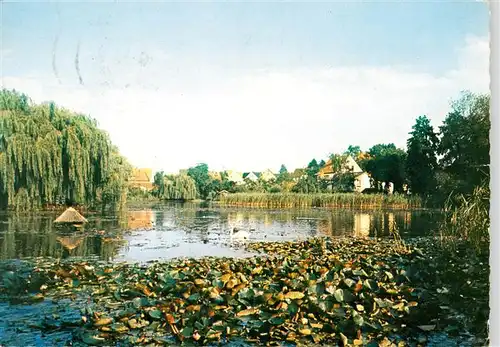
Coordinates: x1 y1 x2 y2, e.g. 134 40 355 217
54 207 88 224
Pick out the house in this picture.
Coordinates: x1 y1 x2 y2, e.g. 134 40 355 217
260 169 277 182
242 172 260 182
225 170 245 185
130 168 154 191
318 156 371 193
354 172 371 193
209 171 222 181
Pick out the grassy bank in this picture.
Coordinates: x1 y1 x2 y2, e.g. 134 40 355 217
219 192 422 209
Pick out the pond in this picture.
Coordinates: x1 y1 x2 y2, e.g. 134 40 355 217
2 204 474 347
0 202 443 263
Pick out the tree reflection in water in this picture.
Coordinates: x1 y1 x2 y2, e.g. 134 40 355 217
0 204 442 261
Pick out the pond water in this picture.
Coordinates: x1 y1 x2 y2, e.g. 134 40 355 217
0 203 452 346
0 202 443 263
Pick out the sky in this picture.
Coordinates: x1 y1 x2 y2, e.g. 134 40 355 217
1 1 490 174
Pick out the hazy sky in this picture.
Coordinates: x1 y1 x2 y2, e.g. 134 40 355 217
1 1 490 173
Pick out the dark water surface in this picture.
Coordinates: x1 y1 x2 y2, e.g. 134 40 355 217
0 202 443 262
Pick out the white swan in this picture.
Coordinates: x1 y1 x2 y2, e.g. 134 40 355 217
230 228 250 242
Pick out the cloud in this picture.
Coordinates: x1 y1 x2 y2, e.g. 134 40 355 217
1 35 490 173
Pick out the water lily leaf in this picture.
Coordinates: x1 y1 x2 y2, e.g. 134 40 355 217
188 293 201 302
81 333 107 346
340 332 348 346
352 269 368 277
194 279 205 286
148 309 162 320
344 278 356 288
181 326 194 337
236 308 259 317
132 297 150 309
94 317 113 326
111 323 129 333
252 266 263 275
384 271 394 280
352 311 364 326
363 279 378 291
334 288 345 302
285 291 305 300
288 301 299 315
269 317 286 325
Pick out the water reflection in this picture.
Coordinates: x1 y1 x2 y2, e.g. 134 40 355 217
0 204 442 262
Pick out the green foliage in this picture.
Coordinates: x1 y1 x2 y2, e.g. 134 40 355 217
330 173 356 193
127 186 155 203
406 116 439 196
152 171 165 198
363 144 407 192
344 145 361 158
438 92 490 194
0 89 131 211
292 177 320 194
187 163 211 199
277 164 290 184
329 153 349 173
306 159 320 178
155 174 197 201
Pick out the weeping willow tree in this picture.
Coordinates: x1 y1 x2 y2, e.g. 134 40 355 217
156 173 197 201
0 89 132 211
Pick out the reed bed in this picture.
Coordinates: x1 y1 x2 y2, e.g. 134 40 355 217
439 185 490 254
219 192 422 209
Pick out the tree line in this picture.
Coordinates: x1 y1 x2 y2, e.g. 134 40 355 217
1 89 489 210
151 91 489 207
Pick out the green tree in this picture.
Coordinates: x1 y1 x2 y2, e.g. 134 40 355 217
158 174 197 201
329 153 349 173
363 144 407 192
0 89 131 210
187 163 211 199
292 176 320 193
277 164 290 183
152 171 165 198
306 159 320 178
406 115 439 196
344 145 361 158
438 92 490 194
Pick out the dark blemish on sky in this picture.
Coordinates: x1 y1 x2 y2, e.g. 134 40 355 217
52 3 62 84
75 40 84 86
52 35 61 84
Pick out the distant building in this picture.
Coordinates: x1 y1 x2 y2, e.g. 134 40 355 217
242 172 260 182
225 170 245 185
318 155 371 193
209 171 222 181
130 168 154 191
260 169 277 182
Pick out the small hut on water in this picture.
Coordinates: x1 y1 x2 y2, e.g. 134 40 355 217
54 207 88 224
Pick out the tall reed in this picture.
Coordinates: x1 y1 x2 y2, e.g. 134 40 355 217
439 185 490 254
219 192 422 209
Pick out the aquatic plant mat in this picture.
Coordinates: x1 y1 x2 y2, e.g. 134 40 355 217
0 238 488 346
